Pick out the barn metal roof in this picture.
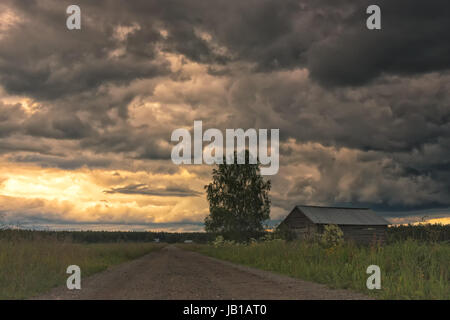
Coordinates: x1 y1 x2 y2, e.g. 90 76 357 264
296 205 390 226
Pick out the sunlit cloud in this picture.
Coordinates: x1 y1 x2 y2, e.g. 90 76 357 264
0 161 209 228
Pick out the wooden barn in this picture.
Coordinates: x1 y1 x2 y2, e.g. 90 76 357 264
279 205 390 245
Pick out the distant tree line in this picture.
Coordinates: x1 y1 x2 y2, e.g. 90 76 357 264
0 229 216 244
386 224 450 243
0 224 448 244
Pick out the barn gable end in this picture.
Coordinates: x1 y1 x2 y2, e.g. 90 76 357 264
279 207 317 239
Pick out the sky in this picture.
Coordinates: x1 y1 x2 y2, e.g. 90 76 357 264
0 0 449 231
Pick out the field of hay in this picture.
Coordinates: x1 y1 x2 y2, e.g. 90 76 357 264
0 233 163 299
185 239 449 299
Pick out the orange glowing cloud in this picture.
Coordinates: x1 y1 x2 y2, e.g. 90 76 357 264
0 160 209 226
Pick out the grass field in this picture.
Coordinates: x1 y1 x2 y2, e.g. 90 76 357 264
184 239 449 299
1 227 448 300
0 236 163 299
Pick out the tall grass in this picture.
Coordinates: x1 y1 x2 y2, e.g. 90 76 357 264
0 235 163 299
186 240 449 299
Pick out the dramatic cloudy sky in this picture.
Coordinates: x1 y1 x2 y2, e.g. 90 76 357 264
0 0 449 231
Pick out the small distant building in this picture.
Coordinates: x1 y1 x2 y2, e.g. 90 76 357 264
184 240 193 244
154 238 160 243
279 205 390 245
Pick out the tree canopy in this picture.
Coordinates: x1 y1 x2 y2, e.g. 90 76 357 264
204 151 271 241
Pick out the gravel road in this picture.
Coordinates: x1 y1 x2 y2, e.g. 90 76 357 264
34 245 371 300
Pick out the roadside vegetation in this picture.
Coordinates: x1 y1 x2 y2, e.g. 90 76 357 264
0 231 164 299
184 224 449 300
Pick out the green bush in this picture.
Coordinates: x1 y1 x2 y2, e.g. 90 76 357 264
320 224 344 248
212 235 225 247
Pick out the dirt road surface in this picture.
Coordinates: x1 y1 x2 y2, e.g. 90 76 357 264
34 245 371 300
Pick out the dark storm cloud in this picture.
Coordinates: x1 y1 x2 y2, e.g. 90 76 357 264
65 0 449 86
0 0 449 217
0 1 170 100
24 112 95 139
201 0 450 86
0 102 25 138
1 0 449 100
269 144 450 214
104 183 201 197
0 139 53 155
10 154 112 170
78 124 172 160
227 70 450 155
307 1 450 86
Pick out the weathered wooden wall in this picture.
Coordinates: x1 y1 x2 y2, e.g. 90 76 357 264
339 225 387 245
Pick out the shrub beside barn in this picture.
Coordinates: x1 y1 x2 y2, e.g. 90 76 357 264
278 205 390 245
